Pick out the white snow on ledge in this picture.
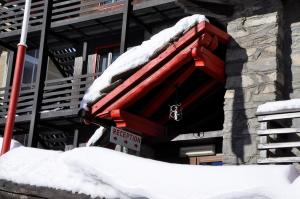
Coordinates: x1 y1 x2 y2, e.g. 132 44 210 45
257 99 300 114
0 146 300 199
80 14 208 110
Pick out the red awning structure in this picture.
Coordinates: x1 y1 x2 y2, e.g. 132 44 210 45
82 21 230 137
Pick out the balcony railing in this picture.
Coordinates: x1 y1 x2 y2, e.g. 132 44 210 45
0 0 143 37
257 104 300 164
0 72 100 124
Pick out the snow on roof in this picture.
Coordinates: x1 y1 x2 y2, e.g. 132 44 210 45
80 14 208 110
257 99 300 114
0 137 22 150
0 146 299 199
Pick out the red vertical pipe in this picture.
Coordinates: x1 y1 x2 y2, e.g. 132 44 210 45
1 44 27 155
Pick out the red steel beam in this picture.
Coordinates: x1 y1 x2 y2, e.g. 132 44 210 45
140 62 197 118
204 23 230 44
110 109 165 136
90 22 228 117
91 22 207 116
193 47 225 83
102 39 203 113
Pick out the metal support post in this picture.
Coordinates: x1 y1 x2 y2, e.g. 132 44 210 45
1 0 31 155
120 0 132 54
27 0 53 147
82 41 88 75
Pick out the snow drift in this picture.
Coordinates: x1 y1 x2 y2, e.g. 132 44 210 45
257 99 300 114
0 146 299 199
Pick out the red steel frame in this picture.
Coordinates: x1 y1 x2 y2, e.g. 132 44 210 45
84 21 230 137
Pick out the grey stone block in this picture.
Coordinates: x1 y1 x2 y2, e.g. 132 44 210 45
223 155 258 165
223 134 258 165
252 93 277 102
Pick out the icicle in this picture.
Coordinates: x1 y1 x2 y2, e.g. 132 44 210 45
86 126 105 147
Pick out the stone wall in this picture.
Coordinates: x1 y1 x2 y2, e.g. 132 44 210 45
223 1 284 164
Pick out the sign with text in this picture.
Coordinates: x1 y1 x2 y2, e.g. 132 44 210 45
110 127 142 151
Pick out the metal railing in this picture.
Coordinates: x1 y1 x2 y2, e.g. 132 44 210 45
0 72 100 123
0 0 128 34
257 105 300 164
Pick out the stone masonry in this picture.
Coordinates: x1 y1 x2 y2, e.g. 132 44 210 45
288 1 300 99
222 1 284 164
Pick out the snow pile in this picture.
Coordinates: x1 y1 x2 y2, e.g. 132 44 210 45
0 146 300 199
257 99 300 114
80 14 208 110
0 137 22 150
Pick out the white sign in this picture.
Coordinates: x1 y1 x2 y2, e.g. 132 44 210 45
110 127 142 151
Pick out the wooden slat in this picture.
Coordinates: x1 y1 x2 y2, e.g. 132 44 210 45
258 142 300 149
53 0 81 7
51 0 124 21
0 106 32 115
258 157 300 164
257 128 300 135
41 101 80 110
1 100 33 109
1 12 43 25
0 94 34 103
258 112 300 121
0 114 31 124
52 0 99 15
0 18 43 31
195 154 223 164
40 108 79 119
0 0 120 30
44 81 88 91
3 0 26 6
45 72 100 84
42 94 83 103
0 5 44 20
43 87 88 98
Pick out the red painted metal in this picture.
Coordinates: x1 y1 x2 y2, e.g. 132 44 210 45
140 63 196 118
1 45 27 155
102 40 199 113
86 22 230 138
204 23 230 44
110 109 165 136
193 47 225 82
91 22 209 116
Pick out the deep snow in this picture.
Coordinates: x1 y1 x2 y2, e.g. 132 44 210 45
0 146 299 199
257 99 300 114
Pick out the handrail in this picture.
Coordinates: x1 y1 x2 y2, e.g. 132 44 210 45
0 73 97 120
0 0 127 34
